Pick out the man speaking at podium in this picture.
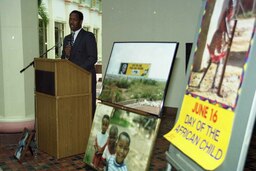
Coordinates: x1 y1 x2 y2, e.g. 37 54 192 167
61 10 98 118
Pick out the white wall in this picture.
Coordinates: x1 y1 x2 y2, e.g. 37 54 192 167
102 0 203 108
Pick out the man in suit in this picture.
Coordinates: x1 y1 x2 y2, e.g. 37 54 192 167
61 10 98 118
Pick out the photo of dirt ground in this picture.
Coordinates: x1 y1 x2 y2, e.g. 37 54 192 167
188 17 255 108
99 75 165 115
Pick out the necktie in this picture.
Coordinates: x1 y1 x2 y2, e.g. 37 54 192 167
71 32 75 46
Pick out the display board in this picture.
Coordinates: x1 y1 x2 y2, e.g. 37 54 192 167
98 42 178 116
83 103 160 171
164 0 256 170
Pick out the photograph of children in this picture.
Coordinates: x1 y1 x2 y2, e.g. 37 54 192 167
84 103 160 171
99 42 178 116
14 128 30 160
188 0 255 109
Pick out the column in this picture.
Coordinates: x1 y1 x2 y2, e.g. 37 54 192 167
0 0 38 132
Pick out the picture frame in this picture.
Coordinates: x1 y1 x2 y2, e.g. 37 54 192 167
84 103 160 171
185 42 193 73
98 42 179 116
14 128 35 162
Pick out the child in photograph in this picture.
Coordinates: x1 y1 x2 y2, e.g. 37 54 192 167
102 125 119 168
92 114 110 170
107 131 131 171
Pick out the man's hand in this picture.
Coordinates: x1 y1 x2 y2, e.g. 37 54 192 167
64 44 72 59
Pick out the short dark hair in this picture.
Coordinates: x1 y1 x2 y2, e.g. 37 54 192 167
70 10 83 21
118 132 131 146
102 114 110 122
110 125 118 135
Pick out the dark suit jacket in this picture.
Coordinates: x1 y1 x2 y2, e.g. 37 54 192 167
61 29 98 114
61 29 97 72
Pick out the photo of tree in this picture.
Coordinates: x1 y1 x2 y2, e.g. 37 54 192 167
98 42 178 116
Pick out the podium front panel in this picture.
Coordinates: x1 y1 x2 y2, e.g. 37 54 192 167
57 95 92 158
36 94 57 157
35 70 55 95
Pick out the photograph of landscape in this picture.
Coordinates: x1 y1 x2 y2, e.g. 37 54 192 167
98 42 178 116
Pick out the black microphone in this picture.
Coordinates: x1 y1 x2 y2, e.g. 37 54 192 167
69 32 75 46
67 38 72 46
20 42 62 73
56 42 62 48
64 36 73 60
40 42 62 58
65 33 74 59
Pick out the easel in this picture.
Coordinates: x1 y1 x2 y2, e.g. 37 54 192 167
14 128 36 163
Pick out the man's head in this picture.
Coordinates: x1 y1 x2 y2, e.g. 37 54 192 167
69 10 83 31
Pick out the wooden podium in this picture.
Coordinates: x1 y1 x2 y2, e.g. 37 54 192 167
34 58 92 159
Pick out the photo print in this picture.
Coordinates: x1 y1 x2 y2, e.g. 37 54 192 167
98 42 178 116
83 103 160 171
14 128 31 161
188 0 256 109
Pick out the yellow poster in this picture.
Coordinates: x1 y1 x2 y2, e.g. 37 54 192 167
164 95 234 170
119 63 150 77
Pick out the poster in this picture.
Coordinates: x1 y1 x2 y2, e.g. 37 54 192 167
165 0 256 170
119 63 151 77
164 95 234 170
99 42 178 116
188 0 255 109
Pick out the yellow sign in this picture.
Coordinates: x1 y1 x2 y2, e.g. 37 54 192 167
119 63 150 77
164 95 234 170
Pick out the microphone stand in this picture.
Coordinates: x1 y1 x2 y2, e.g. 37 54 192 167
20 43 62 73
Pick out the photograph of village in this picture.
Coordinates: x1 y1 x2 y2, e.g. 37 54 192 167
99 42 178 115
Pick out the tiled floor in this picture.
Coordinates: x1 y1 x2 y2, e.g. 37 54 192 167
0 108 255 171
0 108 177 171
0 146 91 171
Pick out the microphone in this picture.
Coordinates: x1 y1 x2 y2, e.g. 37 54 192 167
68 32 75 46
39 42 62 58
67 38 72 46
55 42 62 48
64 33 74 59
20 42 62 73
